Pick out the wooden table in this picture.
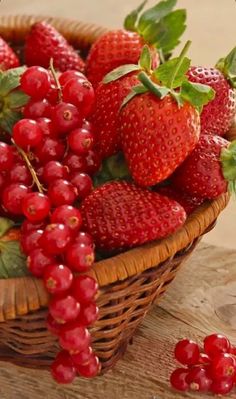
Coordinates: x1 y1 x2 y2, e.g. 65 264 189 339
0 243 236 399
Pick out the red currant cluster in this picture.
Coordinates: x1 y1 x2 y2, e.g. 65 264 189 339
0 65 102 383
170 334 236 395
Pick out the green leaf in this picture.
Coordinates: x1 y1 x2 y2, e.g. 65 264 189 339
138 0 176 33
0 67 26 97
0 240 28 278
180 81 215 112
104 152 130 179
216 46 236 88
103 64 140 84
0 109 22 133
0 218 14 238
139 45 152 71
221 140 236 188
138 71 170 98
7 90 30 109
121 84 148 108
124 0 148 31
154 56 190 88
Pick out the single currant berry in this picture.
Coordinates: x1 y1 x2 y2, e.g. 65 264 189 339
42 161 69 185
9 163 32 186
59 322 91 352
59 70 85 86
40 223 72 255
62 77 95 119
20 66 51 100
48 179 77 207
68 128 94 155
51 350 76 384
22 192 51 222
0 173 5 193
75 231 94 247
21 219 47 234
83 150 101 175
174 339 200 366
2 183 30 215
71 275 98 304
46 314 62 336
170 368 189 392
198 353 210 365
230 346 236 355
204 333 231 358
36 117 56 137
210 353 236 379
211 378 234 395
27 249 55 277
49 295 80 324
21 229 44 255
50 205 82 233
65 242 95 272
76 354 100 378
186 366 212 392
71 346 93 366
34 137 65 165
70 172 93 199
0 142 14 171
78 302 99 327
43 264 73 294
46 83 59 105
51 102 83 135
23 99 51 119
83 120 95 133
63 152 87 173
13 119 43 150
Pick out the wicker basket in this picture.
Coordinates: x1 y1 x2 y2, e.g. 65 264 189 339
0 15 233 374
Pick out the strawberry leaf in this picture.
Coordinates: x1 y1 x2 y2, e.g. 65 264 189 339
121 84 148 109
0 218 14 238
139 45 152 72
0 109 22 133
124 0 148 31
103 64 140 84
0 240 28 278
154 56 190 88
7 90 30 109
138 0 176 33
180 81 215 112
0 67 26 96
216 46 236 88
138 71 170 98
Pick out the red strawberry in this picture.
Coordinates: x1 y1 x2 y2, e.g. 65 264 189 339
157 186 204 215
172 134 236 199
80 181 186 252
187 66 236 136
90 73 139 159
0 36 20 70
24 22 85 72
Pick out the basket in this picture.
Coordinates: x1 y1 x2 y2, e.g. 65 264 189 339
0 15 233 374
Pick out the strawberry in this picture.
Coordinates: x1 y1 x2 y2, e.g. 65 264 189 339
172 134 236 199
24 22 85 72
80 181 186 252
86 0 186 87
0 36 20 70
157 186 204 215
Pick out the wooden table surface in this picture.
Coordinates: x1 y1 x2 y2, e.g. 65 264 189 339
1 242 236 399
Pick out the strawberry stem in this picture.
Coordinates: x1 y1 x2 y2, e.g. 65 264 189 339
138 71 170 98
50 58 62 102
168 40 191 89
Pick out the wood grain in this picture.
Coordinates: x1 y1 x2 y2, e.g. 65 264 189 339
0 243 236 399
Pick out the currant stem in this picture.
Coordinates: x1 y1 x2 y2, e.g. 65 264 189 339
50 58 62 102
168 40 192 90
12 139 44 194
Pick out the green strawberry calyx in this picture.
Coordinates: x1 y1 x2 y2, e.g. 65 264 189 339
216 46 236 88
124 0 186 60
221 140 236 194
93 153 131 187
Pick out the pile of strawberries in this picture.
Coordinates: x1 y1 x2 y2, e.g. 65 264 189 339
0 0 235 389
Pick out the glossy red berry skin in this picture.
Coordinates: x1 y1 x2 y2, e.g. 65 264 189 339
21 219 46 234
204 334 231 358
186 366 212 392
2 183 29 215
78 302 99 326
21 66 51 99
76 354 100 378
59 70 85 86
51 351 76 384
0 142 14 171
13 119 43 149
211 378 234 395
65 242 94 272
36 117 55 137
46 314 62 336
59 322 91 352
70 172 93 199
63 152 86 173
71 275 98 304
21 229 44 255
22 192 51 222
198 353 210 365
83 150 101 175
23 99 51 119
170 368 189 392
9 163 32 185
62 78 95 118
42 161 69 185
51 205 82 233
40 223 72 255
51 102 83 135
75 231 94 247
174 339 200 366
27 249 55 277
210 353 236 379
49 295 80 324
48 179 77 206
71 346 93 366
68 128 94 155
44 264 73 294
35 137 65 164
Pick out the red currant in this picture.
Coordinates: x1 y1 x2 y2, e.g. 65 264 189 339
48 179 77 206
62 78 95 118
42 161 69 185
204 334 231 358
22 192 51 222
186 366 212 392
46 83 59 105
230 346 236 355
198 353 210 365
83 150 101 175
21 219 47 234
59 322 91 352
9 163 32 185
65 242 94 272
71 275 98 304
44 264 73 294
23 99 51 119
174 339 200 366
71 346 93 366
78 302 99 326
210 353 236 379
51 351 76 384
36 117 55 137
51 205 82 233
51 102 83 135
21 66 51 99
0 142 14 171
76 354 100 378
46 314 62 336
13 119 43 149
63 152 86 173
170 368 189 392
49 295 80 324
27 249 55 277
35 137 65 164
21 229 44 255
70 172 93 199
40 223 72 255
2 183 29 215
59 70 85 86
75 231 94 247
68 128 94 156
211 378 234 395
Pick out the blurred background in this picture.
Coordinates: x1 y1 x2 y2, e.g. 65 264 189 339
0 0 235 248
